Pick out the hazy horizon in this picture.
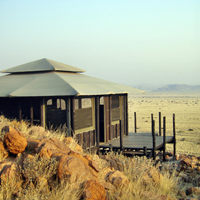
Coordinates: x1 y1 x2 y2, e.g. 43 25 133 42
0 1 199 86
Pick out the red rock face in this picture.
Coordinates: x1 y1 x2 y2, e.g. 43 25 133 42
4 130 27 154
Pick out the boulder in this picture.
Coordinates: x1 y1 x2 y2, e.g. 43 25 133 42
28 126 45 136
26 139 40 152
186 187 200 195
0 161 13 174
103 155 124 171
0 162 22 190
84 155 100 172
39 147 52 159
35 138 71 157
1 125 17 134
180 158 196 169
98 167 115 181
81 180 107 200
99 180 116 191
16 152 34 167
4 129 27 154
142 167 163 186
0 140 9 159
57 155 96 183
63 137 83 152
68 150 98 177
105 170 129 189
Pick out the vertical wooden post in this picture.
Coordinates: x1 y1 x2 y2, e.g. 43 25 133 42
40 97 46 128
30 98 33 126
104 96 110 142
70 98 75 136
173 114 176 159
143 146 147 156
124 94 128 136
19 98 22 121
134 112 137 133
95 96 100 155
109 96 112 140
159 112 161 136
151 114 156 160
66 98 71 137
163 116 166 161
109 144 113 152
120 120 123 152
78 98 82 109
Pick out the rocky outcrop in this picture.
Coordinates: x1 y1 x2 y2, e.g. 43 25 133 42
2 124 200 200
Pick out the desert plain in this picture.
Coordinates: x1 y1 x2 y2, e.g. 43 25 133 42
128 92 200 156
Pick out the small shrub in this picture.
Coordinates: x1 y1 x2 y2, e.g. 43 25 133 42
20 154 58 182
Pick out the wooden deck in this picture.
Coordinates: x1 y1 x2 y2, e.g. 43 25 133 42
100 132 175 158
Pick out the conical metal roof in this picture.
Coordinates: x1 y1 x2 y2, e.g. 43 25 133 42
0 59 144 97
1 58 85 74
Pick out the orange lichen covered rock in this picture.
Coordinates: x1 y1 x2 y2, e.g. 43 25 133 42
81 180 107 200
36 138 71 156
106 170 129 189
63 137 83 152
0 162 21 188
0 140 9 159
57 155 96 183
4 129 27 154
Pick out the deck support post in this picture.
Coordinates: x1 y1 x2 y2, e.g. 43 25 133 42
143 146 147 156
151 114 156 160
30 98 33 126
95 96 100 155
159 112 161 136
163 116 166 161
173 114 176 159
119 120 123 152
134 112 137 133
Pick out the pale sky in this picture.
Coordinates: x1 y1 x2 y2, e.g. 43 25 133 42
0 0 199 86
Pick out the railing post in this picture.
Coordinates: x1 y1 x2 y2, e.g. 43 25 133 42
159 112 161 136
120 120 123 152
173 114 176 159
151 114 156 160
134 112 137 133
163 116 166 161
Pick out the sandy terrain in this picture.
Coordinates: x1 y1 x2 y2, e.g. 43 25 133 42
128 92 200 156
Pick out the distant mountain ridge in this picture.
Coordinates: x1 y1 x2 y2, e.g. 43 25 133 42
153 84 200 92
134 84 200 92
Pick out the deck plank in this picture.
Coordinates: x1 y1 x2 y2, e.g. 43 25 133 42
100 132 174 150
